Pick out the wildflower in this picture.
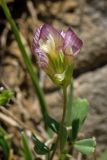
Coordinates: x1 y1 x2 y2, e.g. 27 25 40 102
32 24 83 87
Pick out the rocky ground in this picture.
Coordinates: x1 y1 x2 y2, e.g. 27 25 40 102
0 0 107 159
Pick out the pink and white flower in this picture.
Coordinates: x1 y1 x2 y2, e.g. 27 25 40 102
32 24 83 86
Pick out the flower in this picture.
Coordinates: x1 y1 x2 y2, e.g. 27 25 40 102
32 24 83 87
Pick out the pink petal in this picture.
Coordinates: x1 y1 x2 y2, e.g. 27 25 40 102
34 48 48 69
63 28 83 56
60 30 66 38
32 25 43 49
39 23 63 48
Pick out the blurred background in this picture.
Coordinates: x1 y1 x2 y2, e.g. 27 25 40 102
0 0 107 159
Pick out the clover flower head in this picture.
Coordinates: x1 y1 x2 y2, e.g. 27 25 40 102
32 24 83 87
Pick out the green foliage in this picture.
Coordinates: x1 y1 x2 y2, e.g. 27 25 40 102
0 90 14 106
32 134 50 155
70 98 89 141
0 126 10 159
21 132 32 160
45 115 59 133
59 150 75 160
59 153 75 160
98 149 107 160
74 138 96 156
45 115 67 151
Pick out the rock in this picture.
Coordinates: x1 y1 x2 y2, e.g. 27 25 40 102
74 15 107 76
74 65 107 152
61 13 80 26
46 90 62 121
60 0 78 13
86 0 107 14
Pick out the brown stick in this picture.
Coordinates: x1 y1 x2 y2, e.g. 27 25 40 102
0 106 45 140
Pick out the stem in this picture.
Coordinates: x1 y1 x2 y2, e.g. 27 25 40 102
0 0 48 128
50 87 67 160
65 80 73 126
61 87 67 125
93 150 97 160
50 134 59 160
47 152 50 160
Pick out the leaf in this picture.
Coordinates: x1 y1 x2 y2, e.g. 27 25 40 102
45 115 67 151
65 80 74 126
70 98 89 141
45 115 60 133
0 127 10 159
0 137 10 159
74 138 96 156
59 152 75 160
65 154 75 160
0 90 14 106
21 132 32 160
32 134 50 155
59 125 67 151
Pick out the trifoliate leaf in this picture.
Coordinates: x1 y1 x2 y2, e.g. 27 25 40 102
70 98 89 141
74 138 96 156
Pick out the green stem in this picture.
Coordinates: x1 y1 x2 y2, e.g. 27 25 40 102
47 152 50 160
50 87 67 160
61 87 67 126
0 0 48 127
65 80 73 126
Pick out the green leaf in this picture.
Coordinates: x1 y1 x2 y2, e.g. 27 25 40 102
21 132 32 160
45 115 60 133
32 134 50 155
0 127 10 159
98 149 107 160
70 98 89 141
45 115 67 151
65 80 74 126
0 137 10 159
59 152 75 160
74 138 96 156
0 90 14 106
59 125 67 151
65 154 75 160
